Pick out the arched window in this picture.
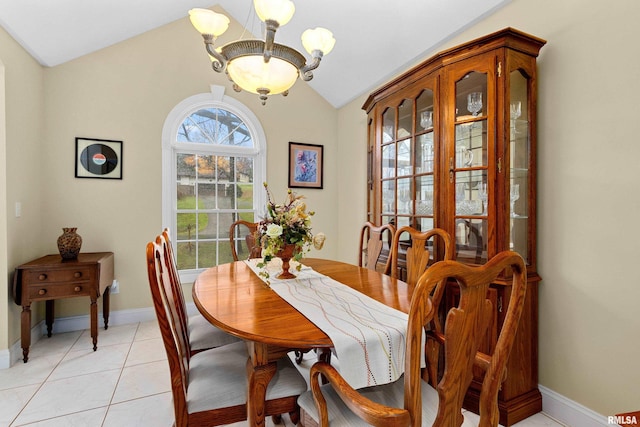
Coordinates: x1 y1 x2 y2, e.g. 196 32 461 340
162 86 266 282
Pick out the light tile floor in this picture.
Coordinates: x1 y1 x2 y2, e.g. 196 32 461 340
0 320 566 426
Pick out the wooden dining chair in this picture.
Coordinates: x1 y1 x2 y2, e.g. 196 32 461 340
147 236 308 426
298 251 528 427
388 226 454 287
358 221 396 273
161 229 240 355
229 219 262 261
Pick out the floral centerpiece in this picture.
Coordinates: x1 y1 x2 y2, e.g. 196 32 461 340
256 183 325 281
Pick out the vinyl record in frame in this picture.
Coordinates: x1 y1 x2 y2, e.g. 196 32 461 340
75 137 123 179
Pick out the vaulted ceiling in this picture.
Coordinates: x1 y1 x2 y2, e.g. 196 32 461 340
0 0 509 108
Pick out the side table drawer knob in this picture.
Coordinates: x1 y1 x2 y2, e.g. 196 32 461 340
74 286 82 292
38 274 47 281
38 289 47 296
74 272 82 278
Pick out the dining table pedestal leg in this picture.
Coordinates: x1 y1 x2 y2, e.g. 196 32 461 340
246 343 278 427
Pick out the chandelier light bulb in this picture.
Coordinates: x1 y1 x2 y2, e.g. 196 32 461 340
301 27 336 55
189 8 230 36
254 0 295 26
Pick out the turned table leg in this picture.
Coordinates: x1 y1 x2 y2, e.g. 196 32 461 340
21 305 31 363
45 300 55 337
102 285 111 330
90 297 98 351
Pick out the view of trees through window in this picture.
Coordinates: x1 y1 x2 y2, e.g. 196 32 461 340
173 107 258 271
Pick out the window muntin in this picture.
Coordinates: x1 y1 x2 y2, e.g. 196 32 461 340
162 88 266 282
177 108 253 147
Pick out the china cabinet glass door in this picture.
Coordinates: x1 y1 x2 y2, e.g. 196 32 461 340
379 84 437 234
415 89 436 234
509 70 530 263
451 66 492 265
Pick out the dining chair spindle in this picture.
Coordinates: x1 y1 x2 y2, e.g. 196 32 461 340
229 220 262 261
358 221 396 273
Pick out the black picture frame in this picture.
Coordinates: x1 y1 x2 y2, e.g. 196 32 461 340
288 142 323 189
75 137 123 179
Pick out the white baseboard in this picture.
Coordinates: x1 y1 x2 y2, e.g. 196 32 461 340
0 348 9 369
540 384 618 427
38 307 156 335
2 306 156 369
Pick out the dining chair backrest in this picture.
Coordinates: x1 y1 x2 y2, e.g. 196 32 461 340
309 251 528 427
160 229 190 354
229 220 261 261
389 226 454 287
146 237 191 416
409 251 527 426
358 221 396 273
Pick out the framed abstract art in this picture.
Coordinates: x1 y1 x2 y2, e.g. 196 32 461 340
288 142 323 189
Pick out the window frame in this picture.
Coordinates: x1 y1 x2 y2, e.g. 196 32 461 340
161 85 267 283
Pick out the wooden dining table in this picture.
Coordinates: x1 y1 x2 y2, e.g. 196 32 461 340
192 257 414 427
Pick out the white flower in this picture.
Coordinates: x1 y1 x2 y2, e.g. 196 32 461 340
313 232 326 250
265 223 283 238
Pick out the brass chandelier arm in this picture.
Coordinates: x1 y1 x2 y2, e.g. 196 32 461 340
202 34 227 73
300 50 324 81
263 19 280 63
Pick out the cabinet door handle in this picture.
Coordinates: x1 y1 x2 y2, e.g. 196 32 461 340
74 286 82 292
449 157 454 183
74 272 82 279
38 274 47 281
38 289 47 296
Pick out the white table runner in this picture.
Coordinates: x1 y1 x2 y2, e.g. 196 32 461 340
245 258 423 389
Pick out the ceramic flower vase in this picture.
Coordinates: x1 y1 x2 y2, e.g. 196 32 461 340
57 227 82 260
276 244 298 279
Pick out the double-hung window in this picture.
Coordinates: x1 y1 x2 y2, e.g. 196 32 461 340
162 87 266 282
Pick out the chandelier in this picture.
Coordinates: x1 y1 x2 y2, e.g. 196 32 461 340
189 0 336 105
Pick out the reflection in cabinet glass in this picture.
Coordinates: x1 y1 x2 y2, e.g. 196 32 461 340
363 28 546 426
510 70 529 261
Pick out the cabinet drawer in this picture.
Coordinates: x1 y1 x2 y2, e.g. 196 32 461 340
26 282 92 301
24 268 93 284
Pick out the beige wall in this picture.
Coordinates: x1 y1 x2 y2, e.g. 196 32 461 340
336 0 640 417
0 26 47 349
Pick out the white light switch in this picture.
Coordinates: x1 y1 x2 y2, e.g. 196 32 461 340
15 202 21 217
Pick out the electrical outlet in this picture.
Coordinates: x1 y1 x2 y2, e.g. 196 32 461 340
110 279 119 294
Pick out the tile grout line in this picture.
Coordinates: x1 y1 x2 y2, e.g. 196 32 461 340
9 331 84 427
100 322 141 427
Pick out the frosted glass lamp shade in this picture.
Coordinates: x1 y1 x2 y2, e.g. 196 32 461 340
227 56 299 95
189 8 230 36
254 0 295 26
301 27 336 55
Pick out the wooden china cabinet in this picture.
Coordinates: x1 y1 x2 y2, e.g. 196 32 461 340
363 28 546 425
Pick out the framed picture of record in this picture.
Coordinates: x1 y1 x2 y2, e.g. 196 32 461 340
75 137 123 179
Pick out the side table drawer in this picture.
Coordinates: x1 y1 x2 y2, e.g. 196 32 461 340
24 267 93 284
27 282 92 301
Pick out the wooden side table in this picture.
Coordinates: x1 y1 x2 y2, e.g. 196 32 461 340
12 252 114 363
